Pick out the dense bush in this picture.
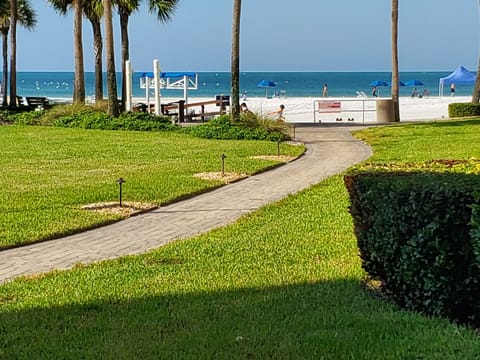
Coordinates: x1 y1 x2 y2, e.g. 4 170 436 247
9 110 46 125
183 114 291 141
344 160 480 326
448 102 480 117
53 110 177 131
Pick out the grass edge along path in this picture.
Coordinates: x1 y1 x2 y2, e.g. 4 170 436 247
1 120 480 358
0 126 304 250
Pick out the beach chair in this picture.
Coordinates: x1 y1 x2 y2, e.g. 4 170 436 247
356 91 367 98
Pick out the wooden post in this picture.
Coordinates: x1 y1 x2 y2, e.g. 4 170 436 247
178 100 185 123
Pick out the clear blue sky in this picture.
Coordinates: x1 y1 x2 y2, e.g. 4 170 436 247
18 0 480 72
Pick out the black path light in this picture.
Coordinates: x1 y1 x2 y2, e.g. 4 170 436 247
220 153 227 176
276 140 281 156
116 177 126 207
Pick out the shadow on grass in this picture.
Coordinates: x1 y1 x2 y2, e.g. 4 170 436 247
0 279 475 359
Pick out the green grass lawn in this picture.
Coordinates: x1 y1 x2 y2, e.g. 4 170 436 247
0 126 304 249
1 119 480 359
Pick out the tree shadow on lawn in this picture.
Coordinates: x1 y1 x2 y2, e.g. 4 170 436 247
0 279 474 359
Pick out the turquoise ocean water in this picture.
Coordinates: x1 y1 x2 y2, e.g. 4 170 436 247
10 71 476 100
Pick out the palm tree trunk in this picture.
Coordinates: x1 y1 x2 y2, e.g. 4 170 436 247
119 8 129 113
73 0 85 104
9 0 17 108
230 0 241 121
104 0 119 117
391 0 400 122
90 19 104 103
2 31 8 106
473 1 480 102
473 58 480 102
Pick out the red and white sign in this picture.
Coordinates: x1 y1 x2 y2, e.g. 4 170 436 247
317 100 341 112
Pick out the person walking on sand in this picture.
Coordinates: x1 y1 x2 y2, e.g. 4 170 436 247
323 84 328 97
450 83 456 96
372 86 378 97
268 104 285 121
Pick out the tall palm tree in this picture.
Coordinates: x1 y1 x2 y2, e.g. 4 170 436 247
47 0 86 104
9 0 17 107
48 0 104 104
473 0 480 102
115 0 178 109
116 0 138 111
230 0 241 121
104 0 119 116
83 0 104 103
72 0 85 103
391 0 400 122
0 0 36 106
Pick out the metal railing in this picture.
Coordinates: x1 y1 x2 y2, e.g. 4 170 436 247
313 99 377 123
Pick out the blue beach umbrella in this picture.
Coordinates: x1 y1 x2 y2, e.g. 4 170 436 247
404 79 424 87
257 79 277 97
369 80 389 87
387 81 406 87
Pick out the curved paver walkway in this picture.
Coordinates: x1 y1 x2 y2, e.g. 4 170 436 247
0 125 372 284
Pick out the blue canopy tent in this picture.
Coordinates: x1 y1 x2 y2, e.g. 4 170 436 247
439 66 476 96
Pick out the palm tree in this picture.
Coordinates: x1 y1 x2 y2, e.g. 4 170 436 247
9 0 17 107
391 0 400 122
115 0 178 109
104 0 119 116
83 0 104 103
72 0 85 103
47 0 86 104
48 0 104 104
0 0 36 106
230 0 241 121
473 1 480 102
474 62 480 103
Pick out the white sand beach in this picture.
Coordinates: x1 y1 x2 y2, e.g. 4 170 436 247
133 95 470 124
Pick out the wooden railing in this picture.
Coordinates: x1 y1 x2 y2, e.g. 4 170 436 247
134 97 229 123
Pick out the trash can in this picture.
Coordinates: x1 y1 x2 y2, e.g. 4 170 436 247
376 99 397 122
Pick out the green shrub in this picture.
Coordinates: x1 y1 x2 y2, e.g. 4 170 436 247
53 109 112 129
116 111 177 131
183 114 290 141
344 160 480 326
9 110 46 125
53 109 178 131
448 102 480 117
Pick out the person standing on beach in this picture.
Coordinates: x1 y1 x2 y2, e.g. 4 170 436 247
323 84 328 97
268 104 285 121
450 83 456 96
372 86 378 97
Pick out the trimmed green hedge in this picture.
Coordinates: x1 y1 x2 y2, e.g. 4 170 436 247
448 102 480 117
344 160 480 326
